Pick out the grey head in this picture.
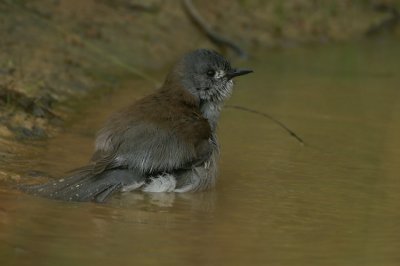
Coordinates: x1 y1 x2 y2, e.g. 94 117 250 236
177 49 253 104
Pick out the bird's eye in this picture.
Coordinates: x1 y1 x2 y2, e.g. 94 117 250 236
206 69 215 77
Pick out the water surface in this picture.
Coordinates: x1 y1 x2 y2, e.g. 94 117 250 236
1 40 400 266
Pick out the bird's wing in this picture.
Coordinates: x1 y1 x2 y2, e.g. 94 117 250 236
91 119 212 175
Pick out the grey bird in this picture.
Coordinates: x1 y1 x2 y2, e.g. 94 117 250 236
23 49 253 202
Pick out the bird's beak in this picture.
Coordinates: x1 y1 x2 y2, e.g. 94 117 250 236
226 68 253 80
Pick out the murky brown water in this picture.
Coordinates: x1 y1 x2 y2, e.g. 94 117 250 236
1 39 400 266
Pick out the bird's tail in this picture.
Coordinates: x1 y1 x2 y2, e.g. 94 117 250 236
20 168 143 203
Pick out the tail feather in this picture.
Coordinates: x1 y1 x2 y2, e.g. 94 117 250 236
21 168 144 202
93 183 123 203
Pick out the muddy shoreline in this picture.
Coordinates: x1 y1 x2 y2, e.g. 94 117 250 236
0 0 399 181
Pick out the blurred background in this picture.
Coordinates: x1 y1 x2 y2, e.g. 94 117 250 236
1 1 400 266
1 0 399 141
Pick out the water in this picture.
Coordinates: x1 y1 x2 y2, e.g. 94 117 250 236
1 39 400 266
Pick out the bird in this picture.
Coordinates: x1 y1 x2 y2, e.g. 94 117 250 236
22 49 253 203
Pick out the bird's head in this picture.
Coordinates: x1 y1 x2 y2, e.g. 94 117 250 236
166 49 252 104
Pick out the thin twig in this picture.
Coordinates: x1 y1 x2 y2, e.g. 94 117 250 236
182 0 248 59
226 105 305 146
